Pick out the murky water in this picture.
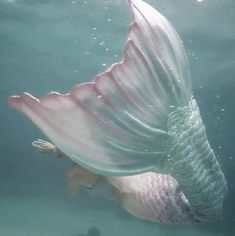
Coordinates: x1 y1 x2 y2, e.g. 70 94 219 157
0 0 234 235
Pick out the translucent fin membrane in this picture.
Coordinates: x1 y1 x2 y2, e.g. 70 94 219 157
9 0 191 175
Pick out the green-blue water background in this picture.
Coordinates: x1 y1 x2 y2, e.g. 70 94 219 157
0 0 234 235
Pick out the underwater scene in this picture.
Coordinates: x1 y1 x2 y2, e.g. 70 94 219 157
0 0 235 235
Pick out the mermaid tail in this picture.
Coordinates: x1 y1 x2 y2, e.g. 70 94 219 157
9 0 227 221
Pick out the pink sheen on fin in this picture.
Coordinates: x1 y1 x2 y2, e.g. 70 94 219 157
9 0 191 176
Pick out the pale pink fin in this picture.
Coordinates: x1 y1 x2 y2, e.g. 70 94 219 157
9 0 191 176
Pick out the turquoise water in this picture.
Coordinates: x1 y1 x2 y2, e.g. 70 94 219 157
0 0 235 235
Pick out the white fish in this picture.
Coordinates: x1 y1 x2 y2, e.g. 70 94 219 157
9 0 227 224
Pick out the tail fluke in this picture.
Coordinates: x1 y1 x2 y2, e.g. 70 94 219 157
9 0 190 175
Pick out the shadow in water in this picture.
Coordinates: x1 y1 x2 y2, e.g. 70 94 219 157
78 227 100 236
